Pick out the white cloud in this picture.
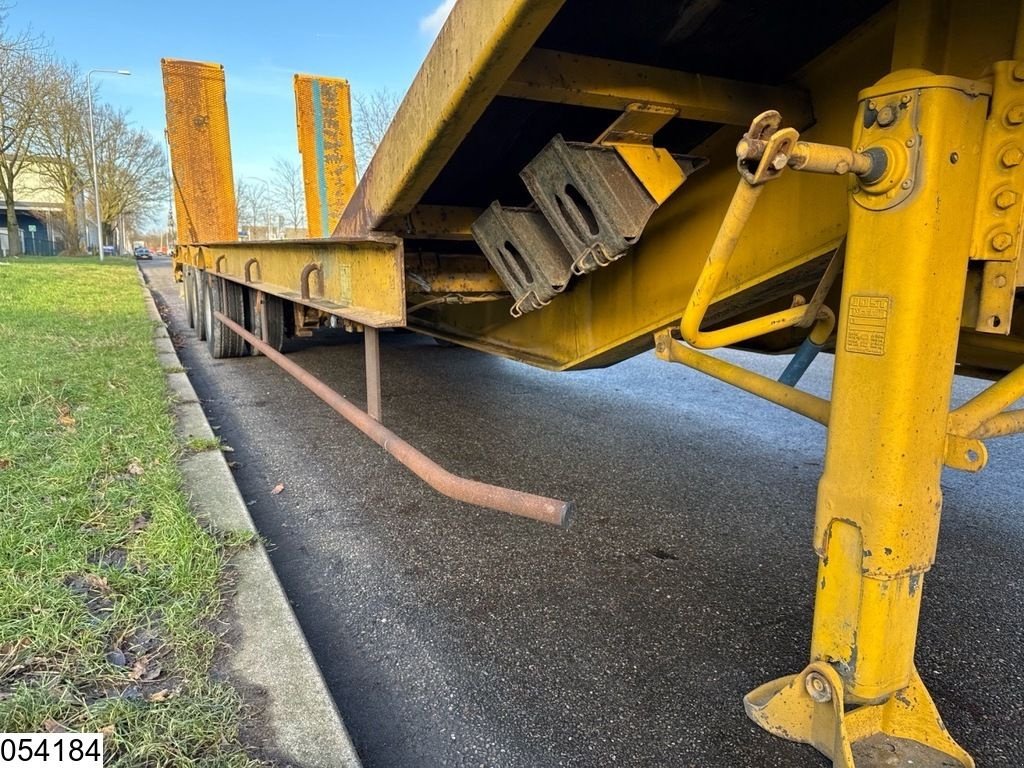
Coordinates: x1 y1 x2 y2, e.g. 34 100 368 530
419 0 456 37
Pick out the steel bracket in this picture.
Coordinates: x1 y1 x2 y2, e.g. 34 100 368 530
943 433 988 472
595 103 705 205
470 203 574 317
521 134 673 275
745 662 974 768
969 61 1024 334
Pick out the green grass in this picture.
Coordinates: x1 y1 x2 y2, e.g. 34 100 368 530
0 258 265 767
183 437 226 453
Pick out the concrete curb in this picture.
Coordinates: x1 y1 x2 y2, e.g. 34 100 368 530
136 267 361 768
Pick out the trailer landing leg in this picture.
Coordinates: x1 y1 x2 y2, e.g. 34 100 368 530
741 73 988 767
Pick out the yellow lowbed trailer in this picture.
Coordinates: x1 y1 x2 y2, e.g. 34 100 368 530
164 2 1024 765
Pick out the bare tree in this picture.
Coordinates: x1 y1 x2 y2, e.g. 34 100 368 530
34 57 89 252
353 88 400 175
0 25 44 256
269 156 305 233
235 176 270 238
91 105 167 239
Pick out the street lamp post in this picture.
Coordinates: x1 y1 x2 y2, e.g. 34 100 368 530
87 68 130 262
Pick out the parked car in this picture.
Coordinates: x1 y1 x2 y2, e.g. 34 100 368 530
102 245 116 256
134 246 153 260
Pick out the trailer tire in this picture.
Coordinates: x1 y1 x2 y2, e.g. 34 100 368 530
244 288 286 354
183 267 196 329
204 275 247 359
192 269 207 340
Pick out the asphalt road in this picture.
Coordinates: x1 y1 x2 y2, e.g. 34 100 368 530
142 259 1024 767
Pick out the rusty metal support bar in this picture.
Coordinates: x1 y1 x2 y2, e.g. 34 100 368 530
213 311 572 526
365 326 382 422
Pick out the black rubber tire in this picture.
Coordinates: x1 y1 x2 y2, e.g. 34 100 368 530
204 275 247 359
244 288 286 355
183 267 196 329
192 269 207 340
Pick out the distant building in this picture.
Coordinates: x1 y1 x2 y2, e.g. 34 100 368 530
0 162 69 256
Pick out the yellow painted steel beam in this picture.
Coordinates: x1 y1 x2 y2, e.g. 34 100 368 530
294 74 358 238
333 0 567 236
406 254 505 294
162 59 238 245
177 238 405 328
500 48 816 129
380 205 482 241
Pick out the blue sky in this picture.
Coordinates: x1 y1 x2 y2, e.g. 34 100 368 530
16 0 455 179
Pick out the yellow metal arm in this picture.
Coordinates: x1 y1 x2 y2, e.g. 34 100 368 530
680 179 838 349
654 329 831 425
948 362 1024 436
679 111 872 352
969 409 1024 439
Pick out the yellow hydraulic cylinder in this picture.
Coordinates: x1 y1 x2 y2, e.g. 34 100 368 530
746 72 990 767
294 74 358 238
161 59 238 245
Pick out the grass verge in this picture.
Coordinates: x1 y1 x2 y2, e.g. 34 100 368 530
0 258 265 767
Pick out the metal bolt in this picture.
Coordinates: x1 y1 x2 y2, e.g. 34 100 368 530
996 189 1018 209
876 105 897 127
1007 105 1024 125
900 94 912 105
1002 146 1024 167
999 147 1024 166
1014 62 1024 82
901 179 913 190
867 99 877 111
994 274 1008 288
905 137 916 147
835 160 850 175
805 672 832 703
992 232 1014 252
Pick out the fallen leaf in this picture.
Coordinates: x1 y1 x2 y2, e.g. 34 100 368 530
82 574 110 594
129 515 149 533
127 460 144 476
270 483 285 495
0 457 10 470
58 414 76 430
131 657 162 682
220 444 235 453
146 688 173 702
43 718 70 733
99 725 115 737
